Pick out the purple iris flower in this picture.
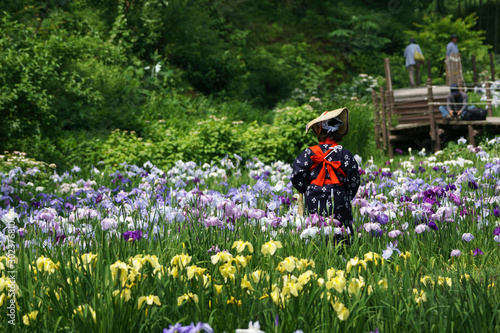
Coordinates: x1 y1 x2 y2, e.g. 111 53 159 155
473 248 484 256
376 214 389 225
371 229 384 237
428 221 438 231
468 181 478 190
445 184 456 191
494 209 500 218
494 227 500 236
122 230 143 242
55 234 65 244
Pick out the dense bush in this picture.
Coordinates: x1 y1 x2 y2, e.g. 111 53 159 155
1 0 497 171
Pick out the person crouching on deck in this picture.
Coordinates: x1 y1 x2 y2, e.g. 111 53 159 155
291 108 360 237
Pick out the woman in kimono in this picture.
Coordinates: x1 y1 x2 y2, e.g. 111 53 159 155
291 107 360 235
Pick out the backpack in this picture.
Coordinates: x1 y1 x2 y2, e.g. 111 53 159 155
461 108 487 121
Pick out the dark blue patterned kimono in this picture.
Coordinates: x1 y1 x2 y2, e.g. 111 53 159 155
291 140 360 227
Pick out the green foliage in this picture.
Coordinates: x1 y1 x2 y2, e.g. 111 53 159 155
335 74 381 102
242 43 334 107
406 14 491 85
273 105 319 160
1 0 497 170
0 10 141 152
239 123 287 164
189 117 240 165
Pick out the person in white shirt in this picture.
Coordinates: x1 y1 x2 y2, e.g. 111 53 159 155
404 38 424 88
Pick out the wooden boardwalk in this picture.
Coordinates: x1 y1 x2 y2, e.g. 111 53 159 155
372 58 498 157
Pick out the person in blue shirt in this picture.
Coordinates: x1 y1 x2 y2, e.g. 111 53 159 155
446 34 459 56
404 38 423 88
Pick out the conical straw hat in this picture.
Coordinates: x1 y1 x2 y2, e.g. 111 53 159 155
306 107 349 137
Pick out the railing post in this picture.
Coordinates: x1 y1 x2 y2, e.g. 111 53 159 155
379 86 388 150
486 76 494 117
468 125 477 146
385 91 392 129
490 53 496 82
384 58 392 91
472 55 478 86
416 62 421 87
371 90 381 149
427 59 432 80
385 90 395 158
427 78 440 151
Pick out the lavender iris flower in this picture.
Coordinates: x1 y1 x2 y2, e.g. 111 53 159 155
163 322 213 333
382 242 401 260
462 233 474 242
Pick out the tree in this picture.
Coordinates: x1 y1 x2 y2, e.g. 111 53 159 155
406 14 491 84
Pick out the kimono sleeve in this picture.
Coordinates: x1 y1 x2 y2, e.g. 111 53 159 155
343 150 360 201
291 148 313 193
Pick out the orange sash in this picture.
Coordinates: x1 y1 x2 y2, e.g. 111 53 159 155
309 142 346 186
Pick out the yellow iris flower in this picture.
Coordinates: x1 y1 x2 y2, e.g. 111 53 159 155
231 240 254 253
348 277 365 296
214 284 223 295
280 257 297 273
138 295 161 309
170 254 192 268
437 276 452 287
36 256 60 274
22 310 39 326
261 239 283 256
332 301 350 321
346 257 367 273
413 288 427 304
326 275 347 293
227 296 242 306
177 293 199 306
297 270 315 286
112 288 132 302
74 305 96 323
295 258 315 271
186 265 207 280
241 275 254 291
420 275 434 287
219 262 237 280
234 255 250 268
211 252 233 265
110 261 130 286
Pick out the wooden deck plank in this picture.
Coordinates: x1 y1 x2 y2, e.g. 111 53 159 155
389 118 500 132
393 86 450 101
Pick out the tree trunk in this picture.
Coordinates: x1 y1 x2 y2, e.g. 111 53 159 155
479 0 483 29
496 0 499 54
